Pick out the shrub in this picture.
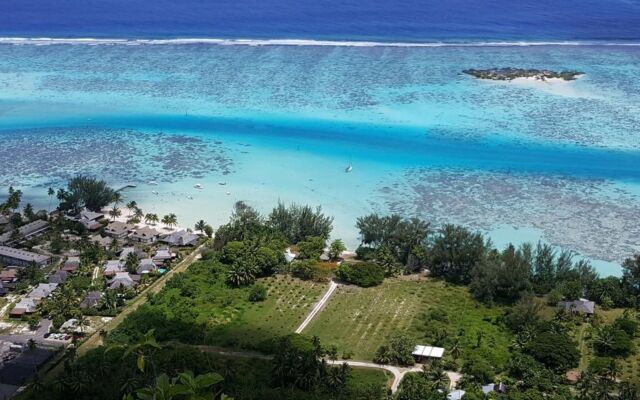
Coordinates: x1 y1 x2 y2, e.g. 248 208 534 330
614 316 638 337
461 356 495 384
336 262 385 287
588 357 617 376
249 285 267 302
373 333 415 366
291 260 315 280
525 331 579 371
594 326 634 357
355 246 377 261
297 236 326 260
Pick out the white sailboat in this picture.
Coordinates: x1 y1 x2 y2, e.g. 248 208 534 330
345 162 353 173
194 183 204 189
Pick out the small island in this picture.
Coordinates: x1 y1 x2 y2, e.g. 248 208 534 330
463 67 583 81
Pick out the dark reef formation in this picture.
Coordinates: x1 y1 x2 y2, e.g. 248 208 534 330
464 68 583 81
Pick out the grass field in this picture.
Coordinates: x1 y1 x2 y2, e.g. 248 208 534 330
348 368 392 392
209 275 327 348
565 307 640 383
305 277 512 366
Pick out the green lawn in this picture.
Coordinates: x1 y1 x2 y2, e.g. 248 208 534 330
348 368 392 392
112 261 329 351
209 275 327 348
306 277 512 366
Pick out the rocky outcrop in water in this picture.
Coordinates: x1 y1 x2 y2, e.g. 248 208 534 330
463 68 583 81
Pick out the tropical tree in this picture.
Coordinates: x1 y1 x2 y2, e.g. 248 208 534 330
422 361 449 390
134 207 144 221
57 176 115 213
328 239 346 260
225 262 258 287
130 370 224 400
22 203 34 222
203 225 214 239
450 336 462 360
161 214 178 229
145 213 159 226
373 332 415 366
267 202 334 243
125 252 139 274
112 191 123 207
429 224 488 284
109 205 122 221
47 187 55 212
126 201 138 216
195 220 207 234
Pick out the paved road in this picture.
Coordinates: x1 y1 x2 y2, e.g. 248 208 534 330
294 280 338 334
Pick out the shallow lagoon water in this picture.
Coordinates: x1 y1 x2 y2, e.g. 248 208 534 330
1 43 640 275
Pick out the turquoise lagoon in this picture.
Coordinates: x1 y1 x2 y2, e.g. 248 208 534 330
1 42 640 276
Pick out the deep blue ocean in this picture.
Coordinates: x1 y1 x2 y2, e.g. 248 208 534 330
1 0 639 41
1 0 640 275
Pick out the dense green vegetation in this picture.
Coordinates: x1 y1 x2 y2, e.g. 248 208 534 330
25 341 387 400
13 202 640 400
110 263 324 349
57 175 117 213
335 262 385 287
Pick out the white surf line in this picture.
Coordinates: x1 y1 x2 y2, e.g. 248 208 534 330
295 280 338 334
3 37 640 48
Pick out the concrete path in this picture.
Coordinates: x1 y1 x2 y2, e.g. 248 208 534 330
295 280 338 334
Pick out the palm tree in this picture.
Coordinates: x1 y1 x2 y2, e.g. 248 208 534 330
134 207 144 221
326 364 349 392
109 205 121 221
173 370 224 398
225 263 258 287
112 192 122 207
30 373 44 394
126 201 137 217
450 337 462 360
75 314 90 335
422 362 449 390
47 187 55 212
195 220 207 233
145 213 159 226
595 327 615 355
100 289 118 312
167 213 178 229
161 214 178 229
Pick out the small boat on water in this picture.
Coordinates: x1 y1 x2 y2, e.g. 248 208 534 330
345 163 353 173
194 183 204 189
148 181 158 186
187 196 193 200
218 181 227 186
152 191 159 195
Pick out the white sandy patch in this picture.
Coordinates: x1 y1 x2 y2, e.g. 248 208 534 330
104 210 187 234
505 75 599 98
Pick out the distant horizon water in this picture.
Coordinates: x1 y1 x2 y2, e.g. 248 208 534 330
1 0 640 42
